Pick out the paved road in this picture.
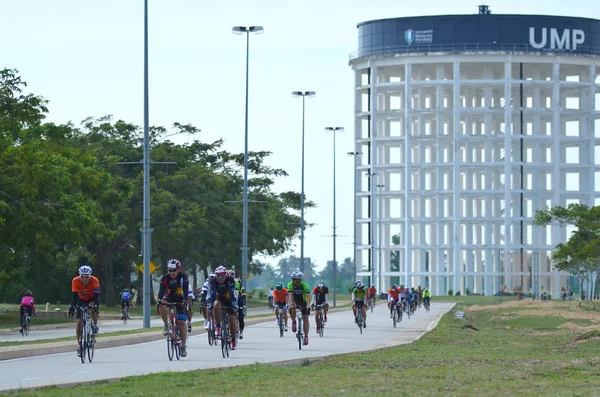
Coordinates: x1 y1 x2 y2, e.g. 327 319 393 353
0 303 453 392
0 307 275 342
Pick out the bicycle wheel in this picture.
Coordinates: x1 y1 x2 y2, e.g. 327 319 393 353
318 313 324 337
297 317 302 350
393 309 397 328
122 308 128 325
208 323 214 346
358 313 363 334
23 315 29 336
87 333 95 363
167 331 175 361
279 314 284 338
174 325 181 360
221 321 229 358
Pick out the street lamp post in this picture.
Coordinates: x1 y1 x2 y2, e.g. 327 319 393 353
326 127 344 307
365 172 376 288
376 183 385 291
348 151 361 285
232 25 264 288
292 91 316 274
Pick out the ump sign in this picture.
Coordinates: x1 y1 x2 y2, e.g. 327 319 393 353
354 14 600 59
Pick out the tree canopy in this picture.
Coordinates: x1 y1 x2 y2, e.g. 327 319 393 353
0 68 314 305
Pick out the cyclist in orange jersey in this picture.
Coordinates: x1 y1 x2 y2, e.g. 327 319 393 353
272 282 289 331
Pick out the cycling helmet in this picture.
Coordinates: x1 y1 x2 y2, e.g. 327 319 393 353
167 259 181 269
24 290 32 296
399 283 405 288
357 282 365 289
78 265 93 276
317 282 324 288
124 289 130 293
209 273 215 280
275 282 283 291
227 270 236 278
371 285 375 288
215 266 227 277
391 284 397 290
291 271 304 280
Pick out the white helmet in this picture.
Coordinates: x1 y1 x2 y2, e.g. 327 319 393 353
78 265 93 276
291 271 304 280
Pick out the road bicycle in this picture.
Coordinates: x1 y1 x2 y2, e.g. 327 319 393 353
21 311 31 336
368 297 375 313
165 302 183 361
424 298 430 312
207 310 217 347
356 303 365 334
314 304 324 337
77 305 96 363
391 304 398 328
121 305 129 325
295 306 304 350
277 305 286 338
220 307 232 358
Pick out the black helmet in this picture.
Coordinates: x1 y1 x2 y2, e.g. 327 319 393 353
275 282 283 291
24 290 32 296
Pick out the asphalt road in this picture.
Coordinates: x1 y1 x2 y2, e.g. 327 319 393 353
0 307 275 342
0 303 454 392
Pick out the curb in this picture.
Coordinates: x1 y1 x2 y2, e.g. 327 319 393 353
0 306 352 361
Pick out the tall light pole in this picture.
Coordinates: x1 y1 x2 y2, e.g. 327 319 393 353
292 91 316 274
376 183 385 291
326 127 344 307
348 151 361 285
365 171 376 288
232 25 264 288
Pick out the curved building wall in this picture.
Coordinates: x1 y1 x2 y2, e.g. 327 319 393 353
350 13 600 297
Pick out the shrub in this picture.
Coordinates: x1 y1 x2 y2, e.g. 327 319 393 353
258 290 265 300
448 289 454 296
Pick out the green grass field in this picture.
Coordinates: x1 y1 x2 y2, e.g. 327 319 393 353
6 296 600 396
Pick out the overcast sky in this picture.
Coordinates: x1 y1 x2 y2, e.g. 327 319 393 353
2 0 597 272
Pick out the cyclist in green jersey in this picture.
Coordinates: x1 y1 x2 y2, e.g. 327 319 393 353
352 282 368 328
287 271 311 346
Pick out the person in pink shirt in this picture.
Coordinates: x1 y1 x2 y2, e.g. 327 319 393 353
19 290 35 334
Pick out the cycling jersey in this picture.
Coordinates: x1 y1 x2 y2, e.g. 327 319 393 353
287 281 311 306
20 296 35 310
367 287 376 298
388 288 400 301
72 276 100 302
273 288 288 304
209 276 236 306
423 290 431 298
312 286 329 305
121 291 132 302
157 272 189 303
352 288 367 301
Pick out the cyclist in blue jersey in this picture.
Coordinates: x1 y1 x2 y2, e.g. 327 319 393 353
121 289 132 320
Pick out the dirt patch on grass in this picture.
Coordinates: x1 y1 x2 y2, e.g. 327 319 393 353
466 300 600 321
559 322 600 333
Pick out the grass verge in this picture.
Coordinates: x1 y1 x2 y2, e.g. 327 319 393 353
6 297 600 396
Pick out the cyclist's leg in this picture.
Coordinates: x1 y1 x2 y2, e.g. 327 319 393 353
274 304 280 321
177 305 187 347
187 297 193 322
302 305 310 337
228 306 238 346
213 300 223 328
238 307 245 337
283 305 289 326
362 302 367 324
323 303 328 321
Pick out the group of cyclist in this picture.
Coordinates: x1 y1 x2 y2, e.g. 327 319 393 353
18 259 435 359
387 283 431 319
270 271 330 346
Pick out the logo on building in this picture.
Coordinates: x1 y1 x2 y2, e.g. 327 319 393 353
405 29 415 45
405 28 433 45
529 27 585 51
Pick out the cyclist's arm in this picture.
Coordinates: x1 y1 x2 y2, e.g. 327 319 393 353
351 292 356 301
157 281 166 302
239 288 247 306
311 293 317 306
182 276 189 302
70 292 78 308
324 292 329 305
228 283 236 306
388 293 392 304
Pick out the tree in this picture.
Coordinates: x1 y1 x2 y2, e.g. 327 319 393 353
534 203 600 299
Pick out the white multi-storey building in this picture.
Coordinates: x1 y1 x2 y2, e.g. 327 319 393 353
349 6 600 297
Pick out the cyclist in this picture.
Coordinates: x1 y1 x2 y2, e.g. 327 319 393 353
268 287 274 310
405 286 414 315
273 282 289 331
120 288 132 320
187 284 195 333
312 281 329 327
235 277 247 340
19 290 36 335
209 266 239 350
68 265 100 357
352 282 368 327
388 284 401 318
287 271 311 346
423 287 431 309
157 259 189 357
367 285 377 309
200 274 214 329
